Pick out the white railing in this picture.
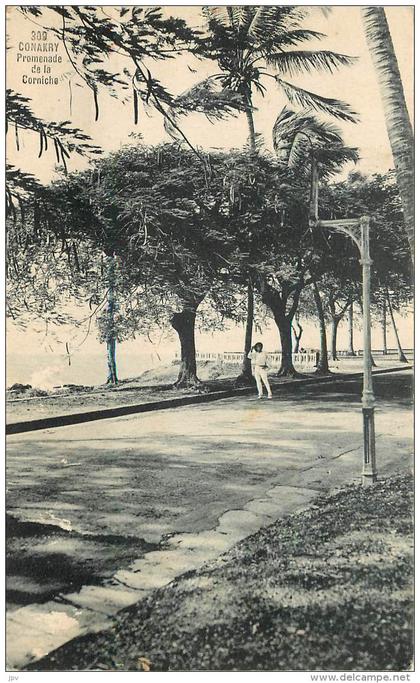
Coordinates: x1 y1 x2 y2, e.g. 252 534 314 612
174 351 318 367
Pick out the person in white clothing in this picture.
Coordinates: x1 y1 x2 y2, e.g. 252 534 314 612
247 342 273 399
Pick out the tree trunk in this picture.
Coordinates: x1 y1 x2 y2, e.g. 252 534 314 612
106 337 118 385
386 289 408 363
292 318 303 353
236 95 257 385
361 7 414 260
277 315 297 377
331 317 340 361
312 281 330 375
244 94 257 153
106 254 118 385
236 281 254 386
347 301 356 356
358 297 377 367
260 284 299 377
171 303 202 387
382 297 388 355
309 157 319 221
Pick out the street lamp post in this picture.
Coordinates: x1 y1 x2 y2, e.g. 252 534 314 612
310 168 377 485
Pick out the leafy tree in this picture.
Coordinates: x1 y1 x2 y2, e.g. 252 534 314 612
384 287 408 363
221 157 315 377
7 5 201 382
319 171 412 362
188 146 316 377
6 88 105 371
320 171 412 294
173 6 358 382
101 254 118 384
321 273 359 361
37 144 312 385
7 208 181 383
311 279 330 374
268 108 359 375
6 208 106 336
39 144 241 387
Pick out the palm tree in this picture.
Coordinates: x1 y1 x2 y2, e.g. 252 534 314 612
270 107 359 375
361 7 414 261
174 6 357 382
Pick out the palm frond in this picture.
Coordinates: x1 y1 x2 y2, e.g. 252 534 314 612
172 77 246 120
226 6 237 30
360 6 385 42
316 145 360 167
248 6 309 42
268 50 357 77
202 6 232 29
273 107 344 153
284 144 358 181
275 29 326 47
275 78 359 122
316 148 359 180
247 6 265 39
272 106 358 178
231 6 253 30
318 7 333 19
282 132 312 168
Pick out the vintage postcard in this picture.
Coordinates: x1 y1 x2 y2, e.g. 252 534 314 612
5 4 414 675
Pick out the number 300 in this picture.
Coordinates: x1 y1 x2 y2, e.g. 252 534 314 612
31 30 48 41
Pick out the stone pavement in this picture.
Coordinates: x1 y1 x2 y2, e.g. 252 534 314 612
6 372 413 670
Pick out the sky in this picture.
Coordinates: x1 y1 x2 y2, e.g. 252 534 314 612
5 5 414 386
6 6 414 179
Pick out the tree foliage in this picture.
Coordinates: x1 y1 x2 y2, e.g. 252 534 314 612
319 170 412 309
6 90 102 216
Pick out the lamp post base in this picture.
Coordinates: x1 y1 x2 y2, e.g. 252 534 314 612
362 406 377 486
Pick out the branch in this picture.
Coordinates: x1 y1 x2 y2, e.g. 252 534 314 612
132 59 204 164
287 278 304 321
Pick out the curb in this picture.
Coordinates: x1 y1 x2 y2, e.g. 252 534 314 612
6 365 412 435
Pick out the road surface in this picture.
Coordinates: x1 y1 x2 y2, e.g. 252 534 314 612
6 372 413 669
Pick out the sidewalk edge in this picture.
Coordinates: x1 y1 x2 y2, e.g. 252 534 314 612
6 365 412 435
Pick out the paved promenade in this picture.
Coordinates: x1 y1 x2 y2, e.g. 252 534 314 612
6 372 413 669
